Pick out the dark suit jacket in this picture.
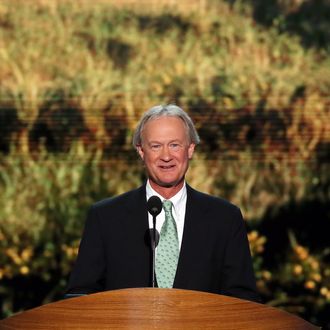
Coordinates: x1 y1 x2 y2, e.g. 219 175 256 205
67 184 260 302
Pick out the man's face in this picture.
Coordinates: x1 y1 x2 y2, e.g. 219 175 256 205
137 116 195 192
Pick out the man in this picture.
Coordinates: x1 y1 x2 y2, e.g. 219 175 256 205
67 104 260 302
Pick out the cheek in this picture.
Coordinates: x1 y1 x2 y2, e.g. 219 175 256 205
178 154 189 166
143 153 157 165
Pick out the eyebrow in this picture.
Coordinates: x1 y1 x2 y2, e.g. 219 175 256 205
148 139 183 144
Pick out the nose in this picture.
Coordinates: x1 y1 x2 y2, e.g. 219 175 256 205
160 145 172 161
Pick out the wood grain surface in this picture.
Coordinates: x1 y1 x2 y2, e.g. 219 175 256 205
0 288 319 329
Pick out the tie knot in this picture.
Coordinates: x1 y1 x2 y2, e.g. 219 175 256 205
163 200 172 212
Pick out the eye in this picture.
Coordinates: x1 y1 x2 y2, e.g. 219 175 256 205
150 144 162 151
169 143 181 151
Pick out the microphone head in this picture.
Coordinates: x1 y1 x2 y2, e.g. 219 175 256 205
147 196 162 217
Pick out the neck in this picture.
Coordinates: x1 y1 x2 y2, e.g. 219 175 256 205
149 180 184 199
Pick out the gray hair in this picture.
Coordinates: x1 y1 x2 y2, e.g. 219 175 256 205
132 104 200 147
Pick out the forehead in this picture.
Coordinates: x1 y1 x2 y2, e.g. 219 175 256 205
142 116 188 141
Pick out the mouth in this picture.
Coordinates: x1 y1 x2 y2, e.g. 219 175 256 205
159 164 175 170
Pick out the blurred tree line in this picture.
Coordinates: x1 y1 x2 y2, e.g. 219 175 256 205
0 0 329 327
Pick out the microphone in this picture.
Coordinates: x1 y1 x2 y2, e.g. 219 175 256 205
147 195 162 288
147 196 162 217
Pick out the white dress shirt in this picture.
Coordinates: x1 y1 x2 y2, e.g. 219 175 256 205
146 180 187 250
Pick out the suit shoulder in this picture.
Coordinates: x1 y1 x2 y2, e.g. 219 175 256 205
91 185 144 211
188 186 241 214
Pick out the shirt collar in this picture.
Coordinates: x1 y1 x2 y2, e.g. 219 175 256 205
146 179 187 213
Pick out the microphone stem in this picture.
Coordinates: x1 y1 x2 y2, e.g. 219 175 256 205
152 216 157 288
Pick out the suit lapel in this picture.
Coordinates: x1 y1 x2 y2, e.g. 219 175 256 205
125 184 149 231
174 185 209 288
112 185 149 261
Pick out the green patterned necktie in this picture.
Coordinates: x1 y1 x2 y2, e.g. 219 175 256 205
155 200 179 288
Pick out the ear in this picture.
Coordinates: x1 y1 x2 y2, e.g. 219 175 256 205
188 143 195 159
136 145 144 161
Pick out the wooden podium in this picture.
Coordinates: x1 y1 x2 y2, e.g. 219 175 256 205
0 288 318 329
